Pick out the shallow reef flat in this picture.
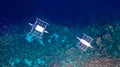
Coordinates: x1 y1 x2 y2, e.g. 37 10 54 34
0 19 120 67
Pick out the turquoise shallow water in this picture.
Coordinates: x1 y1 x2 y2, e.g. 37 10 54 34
0 18 120 67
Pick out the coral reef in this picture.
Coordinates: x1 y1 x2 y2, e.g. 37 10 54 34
0 19 120 67
84 58 120 67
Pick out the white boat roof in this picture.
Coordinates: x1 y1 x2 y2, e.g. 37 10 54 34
35 25 45 33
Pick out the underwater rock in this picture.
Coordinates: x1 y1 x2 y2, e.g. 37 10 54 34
84 58 120 67
108 25 114 32
118 45 120 51
24 59 32 66
37 39 45 46
102 33 111 39
37 58 45 65
102 33 112 43
96 37 102 46
25 33 33 42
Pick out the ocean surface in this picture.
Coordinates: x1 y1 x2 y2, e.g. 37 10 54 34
0 0 120 67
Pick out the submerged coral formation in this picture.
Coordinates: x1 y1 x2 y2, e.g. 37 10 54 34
0 19 120 67
84 58 120 67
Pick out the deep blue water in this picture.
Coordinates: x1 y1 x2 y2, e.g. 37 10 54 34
0 0 120 25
